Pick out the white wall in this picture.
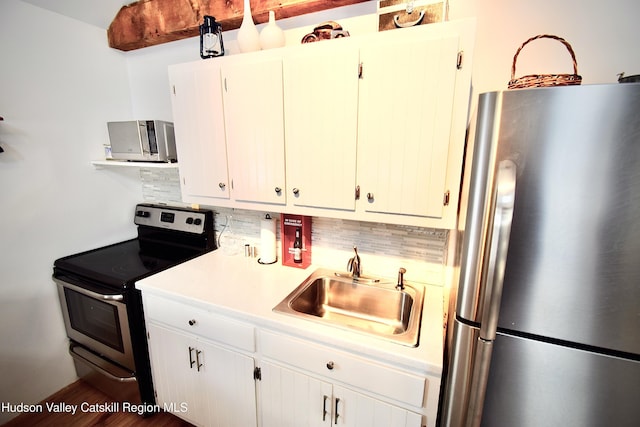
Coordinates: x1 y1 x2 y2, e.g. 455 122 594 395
0 1 143 423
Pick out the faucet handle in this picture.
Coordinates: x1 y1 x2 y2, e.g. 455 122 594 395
396 267 407 290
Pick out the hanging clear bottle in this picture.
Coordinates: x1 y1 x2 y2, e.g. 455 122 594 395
219 215 241 256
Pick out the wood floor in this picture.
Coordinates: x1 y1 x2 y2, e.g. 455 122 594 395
1 380 193 427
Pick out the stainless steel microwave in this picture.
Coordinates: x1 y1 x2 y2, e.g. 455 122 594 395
107 120 177 162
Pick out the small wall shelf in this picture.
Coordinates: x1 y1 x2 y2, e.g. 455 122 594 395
91 160 179 169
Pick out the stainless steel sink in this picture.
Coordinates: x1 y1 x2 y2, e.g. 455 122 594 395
273 268 424 347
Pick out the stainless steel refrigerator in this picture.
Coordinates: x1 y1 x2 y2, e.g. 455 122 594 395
440 83 640 427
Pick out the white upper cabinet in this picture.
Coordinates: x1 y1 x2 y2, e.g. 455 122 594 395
222 55 287 206
357 33 459 220
169 19 476 228
283 43 360 211
169 61 230 203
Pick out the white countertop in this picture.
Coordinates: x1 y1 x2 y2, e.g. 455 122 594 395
136 250 444 376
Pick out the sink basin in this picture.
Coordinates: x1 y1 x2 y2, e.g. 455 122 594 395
273 268 424 347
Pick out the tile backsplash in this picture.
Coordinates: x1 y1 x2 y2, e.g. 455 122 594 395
140 168 449 285
140 167 183 204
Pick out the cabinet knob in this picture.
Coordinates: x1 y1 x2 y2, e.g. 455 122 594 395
274 187 282 194
326 361 334 370
367 192 374 202
292 188 300 196
218 182 226 190
188 319 197 326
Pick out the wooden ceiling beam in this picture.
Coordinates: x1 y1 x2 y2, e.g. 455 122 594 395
108 0 369 51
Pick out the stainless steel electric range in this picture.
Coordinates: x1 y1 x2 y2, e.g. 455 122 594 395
53 204 215 411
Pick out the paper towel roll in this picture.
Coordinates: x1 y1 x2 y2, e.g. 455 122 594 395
259 215 277 264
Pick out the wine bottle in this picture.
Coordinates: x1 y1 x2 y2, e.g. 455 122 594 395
293 227 302 263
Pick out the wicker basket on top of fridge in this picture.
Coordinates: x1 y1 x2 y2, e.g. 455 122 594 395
508 34 582 89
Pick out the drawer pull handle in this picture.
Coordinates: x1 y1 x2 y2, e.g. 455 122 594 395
322 395 329 421
196 349 203 372
188 319 196 326
326 361 334 370
188 346 195 368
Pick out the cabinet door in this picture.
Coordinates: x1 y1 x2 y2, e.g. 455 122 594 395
357 34 460 219
259 362 421 427
196 338 258 427
169 61 230 202
147 323 257 427
334 386 422 427
222 56 286 205
261 362 332 427
283 44 359 211
147 323 204 426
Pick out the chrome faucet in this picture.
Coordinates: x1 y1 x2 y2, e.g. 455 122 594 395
347 246 361 279
396 267 406 290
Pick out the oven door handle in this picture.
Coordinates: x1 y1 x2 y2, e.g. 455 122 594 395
55 278 124 302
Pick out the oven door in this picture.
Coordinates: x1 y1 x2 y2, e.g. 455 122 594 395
54 276 135 371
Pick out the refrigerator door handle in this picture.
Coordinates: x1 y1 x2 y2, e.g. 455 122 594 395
478 159 516 341
466 159 516 427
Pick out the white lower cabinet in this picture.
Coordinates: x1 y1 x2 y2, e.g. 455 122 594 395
260 362 422 427
260 362 332 427
143 294 258 427
147 323 257 427
143 294 433 427
259 330 426 427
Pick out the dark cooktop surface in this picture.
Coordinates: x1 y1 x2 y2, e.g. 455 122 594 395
54 238 201 289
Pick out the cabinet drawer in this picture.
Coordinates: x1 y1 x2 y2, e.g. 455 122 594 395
259 330 425 408
144 295 255 352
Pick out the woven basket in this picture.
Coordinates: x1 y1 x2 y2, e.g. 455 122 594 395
508 34 582 89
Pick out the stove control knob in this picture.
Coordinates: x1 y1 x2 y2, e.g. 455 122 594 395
194 218 202 226
186 217 194 224
136 210 150 218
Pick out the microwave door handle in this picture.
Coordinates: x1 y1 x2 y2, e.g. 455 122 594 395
138 121 150 156
466 159 516 427
55 278 124 302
